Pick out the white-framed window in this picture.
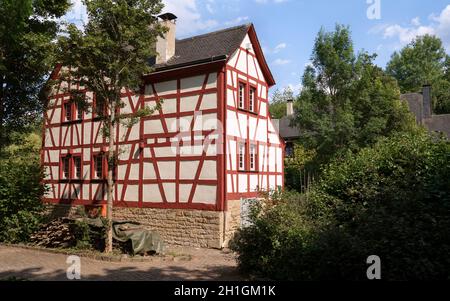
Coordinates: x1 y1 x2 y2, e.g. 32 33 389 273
249 87 256 112
94 155 103 179
62 156 70 179
74 156 82 179
250 144 257 171
239 82 246 109
238 142 246 170
76 104 83 120
64 103 72 121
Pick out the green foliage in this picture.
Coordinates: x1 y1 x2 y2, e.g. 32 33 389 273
284 144 317 192
294 24 416 167
73 220 92 249
57 0 166 123
269 87 294 119
0 0 71 144
386 35 450 114
0 129 46 243
231 131 450 280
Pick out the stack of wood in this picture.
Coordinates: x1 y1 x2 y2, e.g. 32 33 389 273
30 218 76 248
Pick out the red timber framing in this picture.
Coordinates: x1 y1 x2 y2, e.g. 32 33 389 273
41 24 284 213
224 30 284 201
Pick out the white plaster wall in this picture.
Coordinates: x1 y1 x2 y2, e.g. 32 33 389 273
155 80 177 96
144 119 164 134
157 161 175 179
238 174 247 192
180 161 199 179
163 183 176 203
200 93 217 110
124 185 139 202
162 98 177 114
179 184 192 203
193 185 216 204
143 184 162 203
199 160 217 180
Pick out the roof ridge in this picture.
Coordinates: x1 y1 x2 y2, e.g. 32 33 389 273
176 23 251 43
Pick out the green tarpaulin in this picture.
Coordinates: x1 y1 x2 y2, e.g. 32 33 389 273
79 218 165 255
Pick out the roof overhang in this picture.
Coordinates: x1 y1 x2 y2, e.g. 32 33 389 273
143 57 227 83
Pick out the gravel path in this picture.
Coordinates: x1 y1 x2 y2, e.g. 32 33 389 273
0 245 242 281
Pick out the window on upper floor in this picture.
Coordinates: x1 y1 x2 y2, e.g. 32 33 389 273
76 104 83 120
249 86 257 113
239 82 246 109
94 154 104 179
61 155 82 180
250 144 257 171
64 103 72 122
73 156 82 179
238 142 246 171
62 156 70 179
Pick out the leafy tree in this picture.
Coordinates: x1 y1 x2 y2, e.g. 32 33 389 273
57 0 166 253
0 0 71 147
293 25 415 167
231 131 450 280
386 35 450 114
269 87 294 119
0 126 46 243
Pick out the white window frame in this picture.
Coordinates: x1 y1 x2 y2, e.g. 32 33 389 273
249 87 256 112
250 144 257 171
74 156 82 179
94 155 103 179
238 142 246 170
239 83 246 109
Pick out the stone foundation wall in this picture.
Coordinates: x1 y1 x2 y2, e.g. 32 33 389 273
224 200 241 246
43 203 242 249
113 207 223 248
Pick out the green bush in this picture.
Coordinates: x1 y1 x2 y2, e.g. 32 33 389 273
73 220 92 249
230 131 450 280
0 130 46 243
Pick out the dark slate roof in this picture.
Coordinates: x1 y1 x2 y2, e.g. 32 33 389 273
278 116 301 139
152 24 251 71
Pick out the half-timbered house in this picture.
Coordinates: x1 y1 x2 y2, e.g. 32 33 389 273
42 14 284 248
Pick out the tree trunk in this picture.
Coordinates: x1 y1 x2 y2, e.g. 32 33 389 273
104 99 116 253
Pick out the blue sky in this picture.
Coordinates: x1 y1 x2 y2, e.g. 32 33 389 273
65 0 450 97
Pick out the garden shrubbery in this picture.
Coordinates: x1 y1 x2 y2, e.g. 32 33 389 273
0 130 46 243
230 131 450 280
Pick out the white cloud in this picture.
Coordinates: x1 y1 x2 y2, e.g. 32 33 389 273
163 0 219 37
273 43 287 53
263 42 287 54
205 0 215 14
273 58 291 65
63 0 88 29
411 17 421 27
62 0 252 38
224 16 249 26
371 5 450 49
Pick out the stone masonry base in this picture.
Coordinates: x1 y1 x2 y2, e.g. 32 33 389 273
44 201 242 249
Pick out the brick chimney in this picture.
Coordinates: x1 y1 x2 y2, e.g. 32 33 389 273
286 99 294 116
422 84 432 119
156 13 177 64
